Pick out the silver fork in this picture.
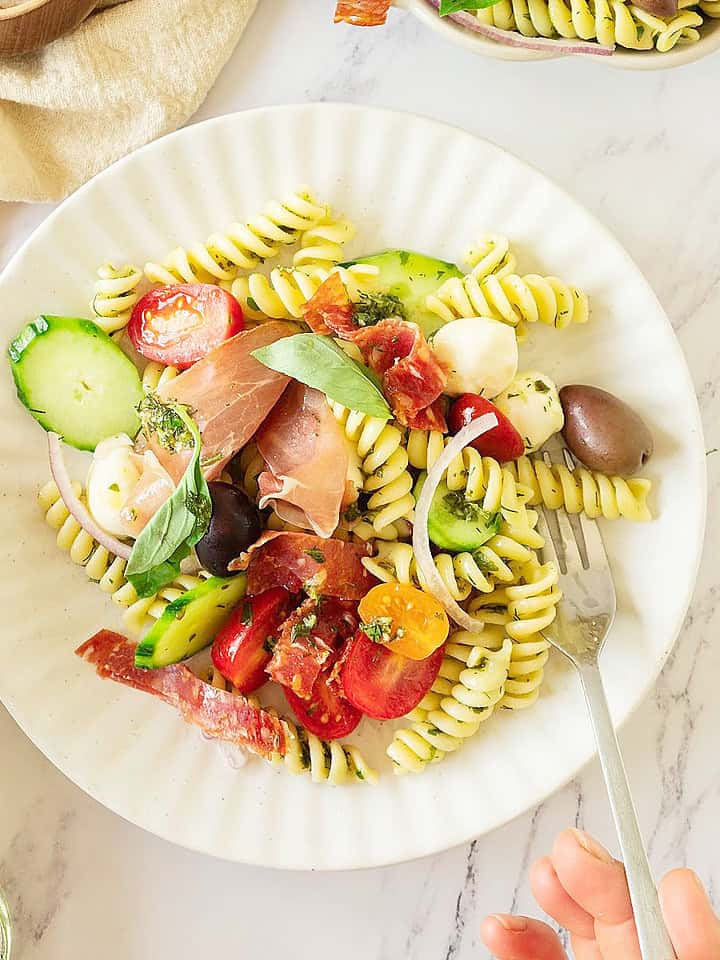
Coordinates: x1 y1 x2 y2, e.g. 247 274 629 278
536 448 676 960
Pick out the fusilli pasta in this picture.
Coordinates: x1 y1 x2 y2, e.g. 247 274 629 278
426 271 589 333
387 628 512 774
464 233 517 280
141 361 179 394
471 0 706 50
91 264 144 333
508 455 652 521
143 188 331 285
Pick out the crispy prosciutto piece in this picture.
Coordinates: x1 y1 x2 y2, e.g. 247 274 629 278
158 321 295 480
268 597 359 698
255 382 349 538
231 532 377 599
76 630 285 759
301 272 357 339
354 318 448 431
334 0 393 25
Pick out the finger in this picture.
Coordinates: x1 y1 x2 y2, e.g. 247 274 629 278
480 915 568 960
660 869 720 960
551 829 634 924
530 856 596 940
569 933 603 960
551 829 642 960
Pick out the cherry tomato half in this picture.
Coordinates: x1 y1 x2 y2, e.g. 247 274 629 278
128 283 243 369
284 659 362 741
448 394 524 462
358 582 449 661
341 630 444 720
211 587 293 693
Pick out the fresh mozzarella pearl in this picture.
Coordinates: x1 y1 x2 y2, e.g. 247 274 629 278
494 372 564 453
86 434 141 537
431 316 518 398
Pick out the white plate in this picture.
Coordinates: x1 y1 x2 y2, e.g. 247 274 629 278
399 0 720 69
0 104 705 870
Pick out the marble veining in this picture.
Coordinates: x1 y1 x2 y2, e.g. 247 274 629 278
1 1 719 957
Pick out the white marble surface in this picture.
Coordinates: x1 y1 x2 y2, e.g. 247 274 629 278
1 2 719 957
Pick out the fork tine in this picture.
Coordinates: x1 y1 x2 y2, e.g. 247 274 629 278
554 506 585 575
575 509 612 574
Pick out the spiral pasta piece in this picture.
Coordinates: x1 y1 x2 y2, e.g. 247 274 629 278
330 402 416 536
292 218 356 269
38 481 210 635
471 0 706 50
509 455 652 521
426 270 588 333
468 559 562 641
230 262 378 322
464 233 517 280
143 188 331 285
91 264 144 333
387 628 512 774
141 361 179 394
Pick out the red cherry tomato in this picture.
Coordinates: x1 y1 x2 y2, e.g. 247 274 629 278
284 659 362 740
341 630 444 721
211 587 293 693
448 394 524 462
128 283 243 369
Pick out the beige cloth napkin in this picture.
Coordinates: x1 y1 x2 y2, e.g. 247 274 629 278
0 0 258 203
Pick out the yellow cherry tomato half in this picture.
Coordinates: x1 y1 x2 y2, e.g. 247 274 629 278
358 582 449 661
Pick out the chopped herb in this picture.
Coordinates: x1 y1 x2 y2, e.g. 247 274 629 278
108 483 120 493
241 601 253 626
707 448 718 456
399 251 410 266
263 635 278 655
425 726 442 737
343 502 362 523
137 392 193 452
291 611 318 641
524 436 533 449
533 379 550 393
355 769 365 781
474 656 488 670
472 551 497 573
246 296 260 312
354 291 406 328
362 616 394 644
305 547 326 563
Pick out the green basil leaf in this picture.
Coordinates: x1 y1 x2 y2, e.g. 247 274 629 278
126 404 211 598
252 334 391 419
439 0 502 13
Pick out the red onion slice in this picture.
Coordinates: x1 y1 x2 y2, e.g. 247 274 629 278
412 413 498 633
424 0 615 56
48 432 132 561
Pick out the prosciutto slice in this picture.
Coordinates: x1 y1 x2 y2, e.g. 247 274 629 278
231 532 376 599
268 597 358 698
159 321 295 480
255 383 348 538
76 631 285 759
334 0 393 25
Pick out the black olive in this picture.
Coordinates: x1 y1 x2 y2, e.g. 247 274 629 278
196 482 262 577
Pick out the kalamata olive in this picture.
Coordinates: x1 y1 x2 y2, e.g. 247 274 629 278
196 481 262 576
560 385 653 477
631 0 677 17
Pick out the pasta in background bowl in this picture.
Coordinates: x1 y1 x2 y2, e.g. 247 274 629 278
394 0 720 67
0 104 705 869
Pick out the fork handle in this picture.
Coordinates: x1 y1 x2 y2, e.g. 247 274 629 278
578 664 677 960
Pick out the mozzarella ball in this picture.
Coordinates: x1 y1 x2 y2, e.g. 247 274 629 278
86 434 141 537
431 316 518 398
494 372 564 453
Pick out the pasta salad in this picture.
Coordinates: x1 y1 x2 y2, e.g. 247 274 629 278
8 187 654 785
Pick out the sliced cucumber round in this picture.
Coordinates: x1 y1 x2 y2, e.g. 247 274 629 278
414 473 501 553
135 574 247 669
343 249 463 338
8 315 143 451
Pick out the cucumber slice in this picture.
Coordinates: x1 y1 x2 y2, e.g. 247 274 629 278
344 249 463 338
135 574 247 669
414 473 500 552
8 315 142 451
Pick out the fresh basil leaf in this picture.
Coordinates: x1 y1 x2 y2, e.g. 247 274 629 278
252 334 391 419
439 0 502 13
126 404 211 598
